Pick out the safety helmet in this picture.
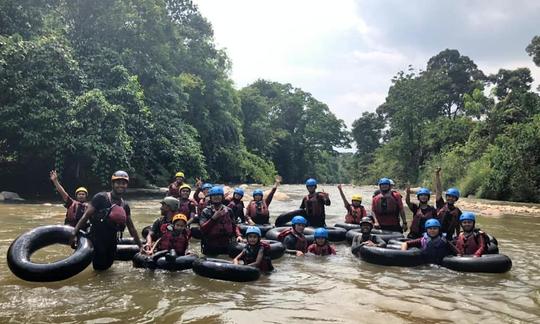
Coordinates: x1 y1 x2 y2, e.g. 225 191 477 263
305 178 317 186
314 227 328 239
459 212 476 222
202 183 213 190
416 188 431 197
291 216 308 225
389 179 395 186
233 188 245 197
360 216 373 227
111 170 129 182
208 186 224 196
245 226 262 237
378 178 391 185
172 213 188 224
446 188 460 199
252 189 264 197
179 184 191 191
425 219 441 229
75 187 88 195
161 196 180 210
351 194 362 202
175 171 185 178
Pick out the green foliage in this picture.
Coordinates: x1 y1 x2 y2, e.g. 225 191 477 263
526 35 540 67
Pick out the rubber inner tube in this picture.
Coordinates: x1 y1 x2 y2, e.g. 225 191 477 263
192 257 260 282
334 223 362 232
274 209 306 227
303 226 347 242
132 250 168 269
190 226 202 240
141 226 151 239
442 254 512 273
7 225 93 282
116 244 140 261
356 245 425 267
237 223 275 237
346 228 403 244
155 254 198 271
228 240 285 260
387 237 410 245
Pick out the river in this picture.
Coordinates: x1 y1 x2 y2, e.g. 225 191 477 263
1 184 539 323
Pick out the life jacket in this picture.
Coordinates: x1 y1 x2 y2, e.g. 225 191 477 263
409 205 437 238
454 229 487 256
247 200 270 224
242 241 273 272
303 193 327 227
437 203 461 238
201 206 236 240
228 199 246 223
178 199 197 219
168 182 181 198
93 192 128 232
277 228 307 252
420 233 449 264
372 191 402 226
158 224 190 255
345 205 367 224
308 242 336 256
65 200 87 227
197 198 208 216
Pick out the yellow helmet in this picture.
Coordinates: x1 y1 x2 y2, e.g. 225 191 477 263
351 194 362 202
172 213 188 224
75 187 88 195
179 184 191 191
175 171 185 178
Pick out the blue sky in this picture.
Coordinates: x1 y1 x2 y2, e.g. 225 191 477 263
193 0 540 128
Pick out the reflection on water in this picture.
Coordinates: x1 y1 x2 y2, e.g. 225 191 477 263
1 185 539 323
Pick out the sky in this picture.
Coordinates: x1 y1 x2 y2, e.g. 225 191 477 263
192 0 540 128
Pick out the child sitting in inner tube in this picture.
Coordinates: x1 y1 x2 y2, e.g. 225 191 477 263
351 217 386 254
233 226 274 272
277 216 309 256
307 228 336 256
453 212 488 257
337 184 367 224
401 219 456 265
156 213 191 256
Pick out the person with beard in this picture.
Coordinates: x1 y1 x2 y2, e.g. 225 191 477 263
299 178 330 227
405 186 438 239
453 212 488 257
434 167 462 240
143 196 180 254
198 186 243 255
70 171 142 270
371 178 407 233
351 217 386 254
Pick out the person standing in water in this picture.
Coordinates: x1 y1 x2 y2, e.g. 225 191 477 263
299 178 330 227
371 177 407 233
405 186 437 239
49 170 89 228
435 167 462 239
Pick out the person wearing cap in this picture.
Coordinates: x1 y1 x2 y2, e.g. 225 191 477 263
156 213 191 256
300 178 330 227
351 217 386 254
434 167 462 239
246 176 281 225
143 196 180 254
233 226 273 272
70 170 142 270
49 170 89 228
166 171 186 198
199 186 243 255
337 184 367 224
307 228 336 256
372 177 407 233
405 185 438 239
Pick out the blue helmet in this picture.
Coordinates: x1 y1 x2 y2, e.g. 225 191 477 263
291 216 308 225
446 188 460 199
459 212 476 222
378 177 391 185
208 186 224 196
417 187 431 197
245 226 262 237
305 178 317 186
314 227 328 239
202 183 213 190
234 188 244 197
252 189 264 197
425 219 441 229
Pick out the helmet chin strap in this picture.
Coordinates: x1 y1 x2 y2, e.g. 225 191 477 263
381 189 390 194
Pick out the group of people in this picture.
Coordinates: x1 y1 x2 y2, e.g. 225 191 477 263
50 167 490 274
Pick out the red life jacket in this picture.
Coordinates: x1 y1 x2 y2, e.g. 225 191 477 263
241 241 273 272
197 198 208 216
454 230 486 256
247 200 270 224
303 193 327 227
65 200 87 227
409 205 437 237
277 228 307 252
437 203 461 237
178 199 197 219
372 191 402 226
345 205 366 224
168 182 181 198
307 242 336 256
97 192 128 231
203 207 236 238
158 224 190 255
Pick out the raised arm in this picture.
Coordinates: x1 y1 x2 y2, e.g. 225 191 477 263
50 170 69 202
337 184 349 208
435 167 442 201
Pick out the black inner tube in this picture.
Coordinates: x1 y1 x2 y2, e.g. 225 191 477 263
192 257 261 282
442 254 512 273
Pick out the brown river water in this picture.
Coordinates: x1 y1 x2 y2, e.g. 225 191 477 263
1 184 539 323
